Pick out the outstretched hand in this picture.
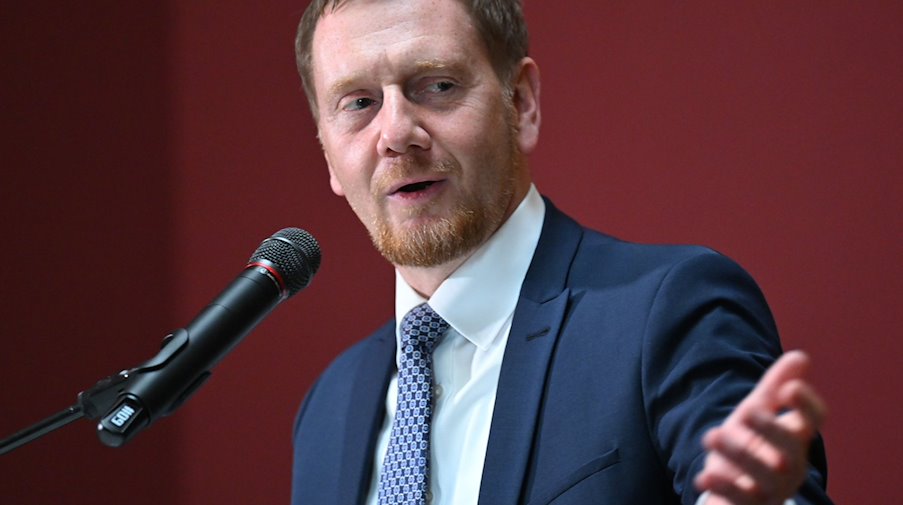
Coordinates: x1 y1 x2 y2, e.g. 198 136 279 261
695 350 827 505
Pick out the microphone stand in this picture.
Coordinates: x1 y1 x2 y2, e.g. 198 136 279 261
2 228 319 456
2 322 218 454
0 369 132 455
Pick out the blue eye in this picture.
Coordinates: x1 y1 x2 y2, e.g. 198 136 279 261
345 97 376 111
430 81 455 93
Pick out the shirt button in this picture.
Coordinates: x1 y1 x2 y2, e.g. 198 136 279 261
433 385 443 399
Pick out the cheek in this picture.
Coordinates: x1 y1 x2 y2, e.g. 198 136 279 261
461 117 512 173
329 164 372 207
321 137 363 198
323 152 349 197
328 168 345 197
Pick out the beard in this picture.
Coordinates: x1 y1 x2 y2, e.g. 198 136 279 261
363 111 521 268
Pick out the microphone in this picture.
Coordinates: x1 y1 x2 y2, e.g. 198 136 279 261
95 228 321 447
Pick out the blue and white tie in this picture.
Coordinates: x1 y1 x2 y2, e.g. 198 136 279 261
377 303 449 505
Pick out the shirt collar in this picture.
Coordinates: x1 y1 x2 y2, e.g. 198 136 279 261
395 185 545 350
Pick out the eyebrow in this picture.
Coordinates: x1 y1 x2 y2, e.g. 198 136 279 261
325 59 469 101
412 59 466 74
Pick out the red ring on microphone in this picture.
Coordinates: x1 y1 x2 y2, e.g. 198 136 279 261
246 260 288 298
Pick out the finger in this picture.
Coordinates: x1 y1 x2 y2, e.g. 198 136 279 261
695 453 761 505
723 351 811 429
705 413 786 471
745 410 809 474
776 380 827 435
721 379 825 474
701 410 814 499
738 350 811 415
695 449 745 494
703 421 784 498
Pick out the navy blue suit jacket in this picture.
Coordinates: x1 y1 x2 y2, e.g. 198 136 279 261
292 199 831 505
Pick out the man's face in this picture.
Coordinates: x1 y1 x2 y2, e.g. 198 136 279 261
310 0 532 267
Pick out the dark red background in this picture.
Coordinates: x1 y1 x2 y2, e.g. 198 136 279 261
1 2 899 503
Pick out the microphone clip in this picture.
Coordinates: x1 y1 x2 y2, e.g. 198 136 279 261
1 328 203 454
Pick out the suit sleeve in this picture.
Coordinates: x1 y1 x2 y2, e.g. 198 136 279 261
639 251 831 505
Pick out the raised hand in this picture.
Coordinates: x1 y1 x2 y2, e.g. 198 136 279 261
695 350 827 505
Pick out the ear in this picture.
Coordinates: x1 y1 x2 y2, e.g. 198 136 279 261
511 57 541 155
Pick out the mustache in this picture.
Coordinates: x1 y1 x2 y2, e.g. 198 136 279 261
373 157 459 195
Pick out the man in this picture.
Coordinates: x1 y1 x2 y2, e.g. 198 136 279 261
291 1 831 504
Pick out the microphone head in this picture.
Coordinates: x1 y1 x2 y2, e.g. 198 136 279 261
249 228 321 296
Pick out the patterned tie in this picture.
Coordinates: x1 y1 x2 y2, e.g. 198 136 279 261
378 303 449 505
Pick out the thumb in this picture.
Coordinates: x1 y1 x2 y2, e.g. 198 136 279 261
735 350 811 416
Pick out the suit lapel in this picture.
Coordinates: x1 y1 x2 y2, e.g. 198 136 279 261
478 201 584 505
337 322 396 505
478 290 570 505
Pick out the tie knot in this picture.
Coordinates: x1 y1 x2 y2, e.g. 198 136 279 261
400 303 448 354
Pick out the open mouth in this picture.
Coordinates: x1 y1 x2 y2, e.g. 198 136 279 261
396 180 437 193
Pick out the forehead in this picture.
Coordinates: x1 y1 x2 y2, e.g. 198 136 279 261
310 0 488 88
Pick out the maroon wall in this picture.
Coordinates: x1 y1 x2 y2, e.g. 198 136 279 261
0 3 178 503
2 2 899 504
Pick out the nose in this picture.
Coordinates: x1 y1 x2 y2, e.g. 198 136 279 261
376 89 431 156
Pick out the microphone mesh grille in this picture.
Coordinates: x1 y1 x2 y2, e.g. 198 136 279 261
249 228 321 296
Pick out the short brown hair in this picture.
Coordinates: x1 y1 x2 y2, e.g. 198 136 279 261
294 0 529 119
